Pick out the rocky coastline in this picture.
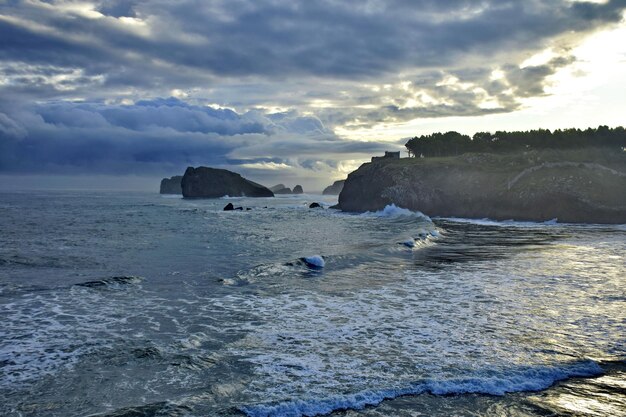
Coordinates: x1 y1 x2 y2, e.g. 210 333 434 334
336 149 626 224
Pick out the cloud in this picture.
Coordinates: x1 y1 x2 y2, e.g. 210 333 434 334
1 0 625 186
0 112 26 139
0 98 394 182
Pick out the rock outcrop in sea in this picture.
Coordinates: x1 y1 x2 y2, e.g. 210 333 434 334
337 149 626 224
322 179 345 195
160 176 183 194
270 184 293 194
181 167 274 198
293 185 304 194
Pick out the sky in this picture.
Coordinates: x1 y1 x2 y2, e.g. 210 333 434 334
1 0 625 191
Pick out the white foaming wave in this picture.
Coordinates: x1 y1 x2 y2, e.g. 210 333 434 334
440 217 626 229
241 360 603 417
360 204 432 221
302 255 325 268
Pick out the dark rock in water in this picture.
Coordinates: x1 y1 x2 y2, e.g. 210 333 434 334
75 276 142 288
329 203 341 209
309 202 322 208
159 175 182 194
181 166 274 198
322 179 345 195
337 149 626 224
224 203 243 210
132 347 161 359
270 184 292 194
246 207 252 211
293 185 304 194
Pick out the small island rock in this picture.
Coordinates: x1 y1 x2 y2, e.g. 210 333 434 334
270 184 292 194
182 166 274 198
293 185 304 194
160 176 183 194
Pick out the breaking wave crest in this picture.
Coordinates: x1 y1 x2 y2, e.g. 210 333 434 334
241 360 603 417
360 204 432 221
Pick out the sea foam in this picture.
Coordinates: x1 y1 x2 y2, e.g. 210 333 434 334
361 204 431 221
302 255 325 268
241 360 603 417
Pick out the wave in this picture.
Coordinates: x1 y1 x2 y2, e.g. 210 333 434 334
360 204 432 221
240 360 603 417
437 217 562 227
439 216 626 229
301 255 325 268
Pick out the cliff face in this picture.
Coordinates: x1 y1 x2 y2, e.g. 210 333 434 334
338 150 626 224
159 176 183 194
322 179 345 195
181 167 274 198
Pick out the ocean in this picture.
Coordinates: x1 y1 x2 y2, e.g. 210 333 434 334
0 190 624 417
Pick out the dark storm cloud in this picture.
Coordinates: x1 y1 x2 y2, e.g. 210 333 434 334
0 0 625 179
1 0 624 84
0 97 386 175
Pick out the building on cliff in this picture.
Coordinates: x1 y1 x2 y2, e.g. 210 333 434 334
371 151 400 162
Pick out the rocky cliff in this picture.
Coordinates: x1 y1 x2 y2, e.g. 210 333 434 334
181 167 274 198
322 179 345 195
337 149 626 223
159 175 183 194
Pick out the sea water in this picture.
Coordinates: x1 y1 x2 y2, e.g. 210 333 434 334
0 191 624 417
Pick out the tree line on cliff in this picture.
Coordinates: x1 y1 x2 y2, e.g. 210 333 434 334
405 125 626 157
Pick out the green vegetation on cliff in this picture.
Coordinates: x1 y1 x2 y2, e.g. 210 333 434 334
405 126 626 158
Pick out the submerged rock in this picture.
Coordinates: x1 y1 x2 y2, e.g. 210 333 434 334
337 149 626 224
292 185 304 194
181 166 274 198
322 179 345 195
159 175 183 194
309 202 322 209
74 276 142 288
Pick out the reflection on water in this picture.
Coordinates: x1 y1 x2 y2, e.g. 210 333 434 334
528 364 626 417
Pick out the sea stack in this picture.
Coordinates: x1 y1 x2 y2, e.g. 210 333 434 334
160 176 183 194
270 184 293 194
322 179 345 195
181 166 274 198
292 185 304 194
